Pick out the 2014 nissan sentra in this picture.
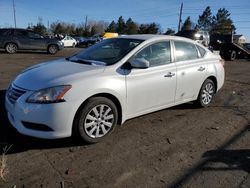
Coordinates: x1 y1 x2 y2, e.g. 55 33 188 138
5 35 225 143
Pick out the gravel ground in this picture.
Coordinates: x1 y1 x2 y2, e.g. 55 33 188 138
0 48 249 188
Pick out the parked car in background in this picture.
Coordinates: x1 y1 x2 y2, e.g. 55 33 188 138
176 30 210 47
73 36 87 47
75 36 103 47
5 35 224 143
0 28 64 54
87 35 103 46
102 32 119 39
61 35 77 47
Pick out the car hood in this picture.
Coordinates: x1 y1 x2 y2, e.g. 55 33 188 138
13 58 105 90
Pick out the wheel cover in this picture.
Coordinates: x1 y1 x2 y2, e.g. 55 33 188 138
49 45 57 53
84 104 114 138
7 44 17 53
201 83 214 105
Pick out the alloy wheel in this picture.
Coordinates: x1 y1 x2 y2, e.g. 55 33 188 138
84 104 114 138
201 83 214 105
6 43 17 53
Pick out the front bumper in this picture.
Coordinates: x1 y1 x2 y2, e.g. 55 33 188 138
5 86 75 139
58 43 64 50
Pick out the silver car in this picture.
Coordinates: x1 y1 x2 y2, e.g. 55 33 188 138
5 35 225 143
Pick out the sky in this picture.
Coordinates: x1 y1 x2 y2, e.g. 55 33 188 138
0 0 250 41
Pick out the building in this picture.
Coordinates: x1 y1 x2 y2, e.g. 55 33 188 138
233 35 247 44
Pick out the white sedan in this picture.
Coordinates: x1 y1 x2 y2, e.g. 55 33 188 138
5 35 224 143
61 35 77 47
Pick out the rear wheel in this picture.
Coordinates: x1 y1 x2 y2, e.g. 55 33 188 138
73 97 118 143
5 43 17 54
47 44 58 54
195 79 215 107
230 50 236 61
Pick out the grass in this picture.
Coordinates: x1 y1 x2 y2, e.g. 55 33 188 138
0 145 12 181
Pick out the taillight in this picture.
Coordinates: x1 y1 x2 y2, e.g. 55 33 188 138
219 59 225 67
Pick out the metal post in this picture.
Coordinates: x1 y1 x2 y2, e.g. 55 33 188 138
12 0 17 28
178 3 183 32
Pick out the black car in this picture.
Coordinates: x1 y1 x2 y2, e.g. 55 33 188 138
0 28 64 54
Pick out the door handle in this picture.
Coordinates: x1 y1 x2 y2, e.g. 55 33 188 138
198 67 206 71
164 72 175 77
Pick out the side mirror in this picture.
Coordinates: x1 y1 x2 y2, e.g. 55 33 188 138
130 58 150 69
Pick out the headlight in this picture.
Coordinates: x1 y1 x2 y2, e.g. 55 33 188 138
195 33 201 38
26 85 72 104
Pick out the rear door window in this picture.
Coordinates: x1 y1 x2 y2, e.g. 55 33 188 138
14 30 28 37
27 31 42 38
0 29 12 36
174 41 199 62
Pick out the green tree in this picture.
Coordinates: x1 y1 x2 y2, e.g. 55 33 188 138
211 8 236 34
147 23 160 34
31 17 47 35
139 23 160 34
197 6 213 31
138 24 147 34
165 28 175 35
33 24 47 35
125 18 138 34
51 22 65 34
181 16 192 31
75 26 85 36
90 25 98 36
117 16 126 34
106 20 117 32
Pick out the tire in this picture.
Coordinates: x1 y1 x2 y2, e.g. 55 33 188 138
47 44 58 54
230 50 236 61
195 79 215 107
73 97 118 143
72 43 76 48
5 43 17 54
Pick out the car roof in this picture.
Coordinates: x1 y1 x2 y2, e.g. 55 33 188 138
118 34 195 43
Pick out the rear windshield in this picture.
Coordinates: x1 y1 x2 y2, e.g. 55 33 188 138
0 29 12 36
73 38 143 65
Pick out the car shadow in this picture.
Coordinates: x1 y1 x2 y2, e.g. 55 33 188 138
0 90 84 155
168 123 250 187
201 149 250 173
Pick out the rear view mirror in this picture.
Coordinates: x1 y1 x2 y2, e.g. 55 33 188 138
130 58 150 69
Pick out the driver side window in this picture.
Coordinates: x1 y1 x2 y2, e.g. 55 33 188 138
134 41 171 67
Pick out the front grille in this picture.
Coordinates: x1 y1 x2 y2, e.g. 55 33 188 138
7 84 27 104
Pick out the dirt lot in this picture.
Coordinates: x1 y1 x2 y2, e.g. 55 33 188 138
0 48 250 188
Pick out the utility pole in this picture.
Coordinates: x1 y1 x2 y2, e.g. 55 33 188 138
12 0 17 28
178 2 183 32
47 20 50 34
84 15 88 31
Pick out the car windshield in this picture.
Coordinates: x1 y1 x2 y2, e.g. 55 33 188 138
69 38 143 65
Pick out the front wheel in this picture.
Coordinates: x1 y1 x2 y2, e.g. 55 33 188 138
195 79 215 107
73 97 118 143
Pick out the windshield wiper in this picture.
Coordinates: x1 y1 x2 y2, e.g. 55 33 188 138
67 58 92 65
